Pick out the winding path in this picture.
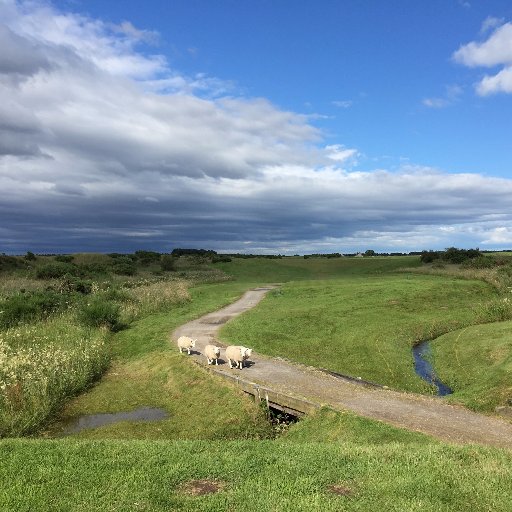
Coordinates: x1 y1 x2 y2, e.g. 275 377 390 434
173 287 512 449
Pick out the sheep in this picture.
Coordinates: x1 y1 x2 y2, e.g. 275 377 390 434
177 335 196 355
204 344 221 365
225 345 253 369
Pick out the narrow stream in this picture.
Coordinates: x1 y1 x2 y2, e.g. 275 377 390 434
412 341 453 396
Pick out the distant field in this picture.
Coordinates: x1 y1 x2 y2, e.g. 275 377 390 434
216 254 421 282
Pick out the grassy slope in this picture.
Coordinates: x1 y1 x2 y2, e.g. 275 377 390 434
220 258 495 393
431 320 512 411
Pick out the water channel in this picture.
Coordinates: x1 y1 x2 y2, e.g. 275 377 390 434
412 341 453 396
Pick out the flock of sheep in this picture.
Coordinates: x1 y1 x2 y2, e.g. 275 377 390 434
177 336 253 370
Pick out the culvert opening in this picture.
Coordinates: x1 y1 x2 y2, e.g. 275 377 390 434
264 404 300 437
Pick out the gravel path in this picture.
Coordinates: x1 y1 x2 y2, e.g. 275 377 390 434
172 287 512 449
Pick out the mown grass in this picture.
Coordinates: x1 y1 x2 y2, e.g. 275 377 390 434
431 320 512 411
1 437 512 511
221 274 494 393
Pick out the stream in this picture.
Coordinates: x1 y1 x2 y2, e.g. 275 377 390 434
412 341 453 396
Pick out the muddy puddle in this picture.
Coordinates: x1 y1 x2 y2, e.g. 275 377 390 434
61 407 168 434
412 341 453 396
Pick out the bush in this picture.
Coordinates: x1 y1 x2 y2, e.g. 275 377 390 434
24 251 37 261
135 250 161 265
420 250 441 264
36 262 78 279
160 254 177 271
54 255 74 263
0 255 26 273
461 256 497 269
211 255 232 264
112 257 136 276
0 291 66 329
79 297 121 331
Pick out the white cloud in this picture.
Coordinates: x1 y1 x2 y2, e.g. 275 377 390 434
332 100 353 108
422 84 463 108
454 22 512 67
2 1 512 254
480 16 505 35
454 21 512 95
481 227 512 245
325 145 358 164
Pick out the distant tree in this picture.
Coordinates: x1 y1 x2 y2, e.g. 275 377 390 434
25 251 36 261
134 250 161 265
364 249 376 257
420 250 441 263
160 254 177 271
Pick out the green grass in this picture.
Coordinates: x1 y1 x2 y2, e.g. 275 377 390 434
221 274 494 392
1 437 512 511
216 255 421 282
431 321 512 411
282 407 435 445
43 281 272 440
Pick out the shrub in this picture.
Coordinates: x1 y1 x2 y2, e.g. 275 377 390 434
25 251 37 261
211 255 232 263
0 291 66 329
161 254 177 271
135 250 161 265
461 256 497 269
36 262 78 279
78 296 121 331
112 257 136 276
54 255 74 263
420 250 441 264
0 255 26 272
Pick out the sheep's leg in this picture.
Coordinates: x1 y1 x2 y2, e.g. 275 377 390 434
215 359 218 365
187 348 191 355
228 358 233 369
179 347 183 353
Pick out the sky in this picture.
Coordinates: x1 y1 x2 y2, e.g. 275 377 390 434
1 0 512 255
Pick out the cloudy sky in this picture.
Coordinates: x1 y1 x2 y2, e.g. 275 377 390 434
1 0 512 255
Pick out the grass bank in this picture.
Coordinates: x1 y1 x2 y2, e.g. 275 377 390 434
431 320 512 411
1 436 511 511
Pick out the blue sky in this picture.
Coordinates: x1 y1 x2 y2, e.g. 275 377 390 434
1 0 512 254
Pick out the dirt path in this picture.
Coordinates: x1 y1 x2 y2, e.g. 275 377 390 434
173 287 512 449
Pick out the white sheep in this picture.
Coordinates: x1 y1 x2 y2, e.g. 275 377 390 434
204 344 221 365
225 345 253 369
177 335 196 355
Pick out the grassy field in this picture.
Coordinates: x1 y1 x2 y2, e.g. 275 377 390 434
221 259 499 394
2 253 512 510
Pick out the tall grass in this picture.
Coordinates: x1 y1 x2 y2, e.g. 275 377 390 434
120 279 191 320
0 317 109 437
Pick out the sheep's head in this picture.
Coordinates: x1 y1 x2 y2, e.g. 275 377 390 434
213 346 220 356
242 347 252 359
191 339 197 347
